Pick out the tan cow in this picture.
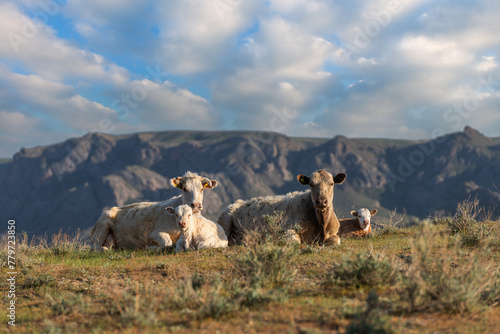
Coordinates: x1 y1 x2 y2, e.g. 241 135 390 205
90 171 218 250
166 204 228 252
217 169 346 245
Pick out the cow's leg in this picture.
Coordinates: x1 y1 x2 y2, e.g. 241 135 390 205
102 231 115 249
216 210 234 243
90 208 118 250
147 231 173 250
324 235 341 246
284 229 301 244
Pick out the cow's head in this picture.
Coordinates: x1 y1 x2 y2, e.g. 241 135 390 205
297 169 346 212
170 171 218 211
351 208 377 231
166 204 199 231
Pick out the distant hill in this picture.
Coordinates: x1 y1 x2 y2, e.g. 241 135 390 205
1 126 499 236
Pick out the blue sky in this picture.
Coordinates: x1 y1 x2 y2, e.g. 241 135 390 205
0 0 499 157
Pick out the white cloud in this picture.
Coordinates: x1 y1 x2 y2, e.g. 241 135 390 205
0 67 119 132
0 110 42 135
400 35 474 67
128 79 222 130
0 2 129 84
156 0 264 74
476 56 497 72
212 16 341 132
1 0 500 156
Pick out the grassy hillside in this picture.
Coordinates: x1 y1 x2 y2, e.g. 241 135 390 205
1 200 499 333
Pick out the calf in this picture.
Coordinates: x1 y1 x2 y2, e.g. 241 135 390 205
166 204 228 252
339 208 377 238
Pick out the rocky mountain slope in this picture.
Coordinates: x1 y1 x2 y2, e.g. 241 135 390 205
1 127 499 236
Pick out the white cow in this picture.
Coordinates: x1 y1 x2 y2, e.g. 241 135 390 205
90 171 218 250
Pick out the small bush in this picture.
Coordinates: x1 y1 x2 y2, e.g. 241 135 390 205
22 274 55 289
434 198 493 247
401 223 499 313
480 268 500 306
239 211 297 246
374 209 406 236
326 252 400 289
167 273 240 319
45 292 88 316
233 241 298 289
345 290 394 334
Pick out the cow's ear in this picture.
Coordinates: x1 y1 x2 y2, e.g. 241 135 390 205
370 209 378 216
166 207 175 215
334 173 347 184
297 174 310 185
351 210 358 217
203 178 218 189
170 177 183 189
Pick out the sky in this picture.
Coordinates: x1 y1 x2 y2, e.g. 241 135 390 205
0 0 499 157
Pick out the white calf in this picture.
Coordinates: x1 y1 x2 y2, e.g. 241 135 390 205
166 204 228 252
339 208 377 237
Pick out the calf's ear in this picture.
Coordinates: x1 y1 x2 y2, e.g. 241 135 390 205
165 207 175 215
351 210 358 217
333 173 347 184
370 209 378 216
297 174 310 185
170 177 184 189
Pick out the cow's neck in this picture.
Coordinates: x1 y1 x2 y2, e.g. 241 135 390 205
315 205 338 240
181 229 193 244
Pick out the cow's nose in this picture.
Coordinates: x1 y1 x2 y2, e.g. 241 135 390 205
316 198 327 206
364 220 369 224
191 202 202 210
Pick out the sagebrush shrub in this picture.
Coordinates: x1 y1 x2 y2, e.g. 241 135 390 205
233 240 298 289
345 290 395 334
326 252 400 289
434 198 493 247
402 223 498 313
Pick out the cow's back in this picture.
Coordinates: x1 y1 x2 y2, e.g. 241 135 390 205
112 196 182 248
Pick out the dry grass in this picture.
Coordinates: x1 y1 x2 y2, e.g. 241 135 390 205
1 203 499 333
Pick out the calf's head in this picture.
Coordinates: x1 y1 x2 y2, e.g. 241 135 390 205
166 204 200 231
170 171 218 211
351 208 377 231
297 169 347 211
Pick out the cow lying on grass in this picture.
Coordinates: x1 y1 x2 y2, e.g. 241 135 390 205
90 171 218 250
217 169 346 245
339 208 377 238
166 204 228 252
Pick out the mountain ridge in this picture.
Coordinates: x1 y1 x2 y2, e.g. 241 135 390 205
1 127 499 236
